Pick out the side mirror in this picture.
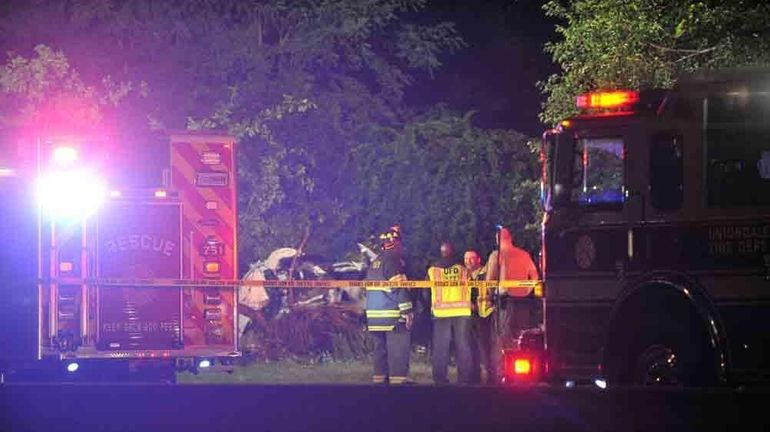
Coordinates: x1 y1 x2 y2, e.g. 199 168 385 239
551 134 574 207
552 183 569 206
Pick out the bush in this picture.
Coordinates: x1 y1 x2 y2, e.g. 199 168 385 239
241 307 372 362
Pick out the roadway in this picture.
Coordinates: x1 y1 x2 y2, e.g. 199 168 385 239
1 383 766 431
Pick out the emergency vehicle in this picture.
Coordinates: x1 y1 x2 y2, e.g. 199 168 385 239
0 128 239 381
513 68 770 387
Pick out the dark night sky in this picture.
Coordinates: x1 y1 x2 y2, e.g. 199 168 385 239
412 0 558 136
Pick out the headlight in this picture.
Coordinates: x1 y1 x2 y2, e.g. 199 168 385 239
36 170 106 220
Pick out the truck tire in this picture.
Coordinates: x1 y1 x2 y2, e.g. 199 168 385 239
625 322 716 387
606 291 720 387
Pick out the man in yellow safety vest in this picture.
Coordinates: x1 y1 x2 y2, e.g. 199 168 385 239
465 249 499 384
427 241 473 384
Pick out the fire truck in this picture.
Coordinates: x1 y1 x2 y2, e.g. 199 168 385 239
509 69 770 387
0 128 239 382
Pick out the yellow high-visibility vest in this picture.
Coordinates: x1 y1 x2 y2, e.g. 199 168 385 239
427 264 471 318
471 268 494 318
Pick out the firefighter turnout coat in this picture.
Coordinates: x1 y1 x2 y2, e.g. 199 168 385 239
365 248 413 331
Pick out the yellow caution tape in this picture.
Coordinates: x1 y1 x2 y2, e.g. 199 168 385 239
43 277 542 292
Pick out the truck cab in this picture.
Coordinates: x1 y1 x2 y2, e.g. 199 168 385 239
541 69 770 387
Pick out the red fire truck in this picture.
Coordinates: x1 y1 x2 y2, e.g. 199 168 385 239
0 128 239 382
507 68 770 387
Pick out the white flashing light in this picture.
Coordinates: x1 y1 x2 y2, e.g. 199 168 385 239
37 170 106 220
198 359 211 369
594 378 607 389
53 146 78 165
66 362 79 373
154 189 167 198
565 380 576 388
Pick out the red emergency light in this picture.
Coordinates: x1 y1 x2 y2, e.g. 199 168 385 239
576 90 639 110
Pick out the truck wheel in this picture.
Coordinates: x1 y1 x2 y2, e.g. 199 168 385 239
614 318 718 387
605 284 723 388
633 344 682 386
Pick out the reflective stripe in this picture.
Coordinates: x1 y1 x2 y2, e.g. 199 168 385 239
389 376 408 384
398 302 412 311
434 301 470 308
366 310 401 318
433 308 472 318
367 325 395 331
372 375 387 383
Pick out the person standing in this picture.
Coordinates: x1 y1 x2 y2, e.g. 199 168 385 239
465 249 499 384
427 241 473 384
365 225 414 385
485 226 539 350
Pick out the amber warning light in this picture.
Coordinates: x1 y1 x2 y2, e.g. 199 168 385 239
576 90 639 110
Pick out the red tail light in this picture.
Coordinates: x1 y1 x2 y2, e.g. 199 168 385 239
504 349 543 383
513 358 532 375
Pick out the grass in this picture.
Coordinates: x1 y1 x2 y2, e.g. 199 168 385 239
178 357 456 385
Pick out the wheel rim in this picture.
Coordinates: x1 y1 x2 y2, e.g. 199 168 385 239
634 344 682 386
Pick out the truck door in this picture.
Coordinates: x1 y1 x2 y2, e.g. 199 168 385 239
96 200 183 352
544 117 640 378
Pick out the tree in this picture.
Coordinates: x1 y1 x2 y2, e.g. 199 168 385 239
0 44 139 132
540 0 770 124
349 107 541 274
0 1 541 275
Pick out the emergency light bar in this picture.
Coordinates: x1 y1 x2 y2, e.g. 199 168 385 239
576 90 639 110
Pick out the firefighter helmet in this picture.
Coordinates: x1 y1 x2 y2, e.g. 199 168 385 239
379 224 401 250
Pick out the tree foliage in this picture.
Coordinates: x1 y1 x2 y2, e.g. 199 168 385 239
0 1 541 275
540 0 770 124
0 44 140 130
349 107 540 274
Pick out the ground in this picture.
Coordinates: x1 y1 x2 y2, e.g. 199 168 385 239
178 358 456 384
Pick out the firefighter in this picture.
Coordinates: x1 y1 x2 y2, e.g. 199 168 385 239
427 241 473 384
365 225 414 385
465 249 499 384
485 226 539 349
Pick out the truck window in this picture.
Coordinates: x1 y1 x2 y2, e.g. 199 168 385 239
571 137 624 206
650 133 683 210
706 92 770 207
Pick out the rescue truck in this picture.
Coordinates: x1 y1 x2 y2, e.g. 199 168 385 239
507 68 770 387
0 128 239 382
